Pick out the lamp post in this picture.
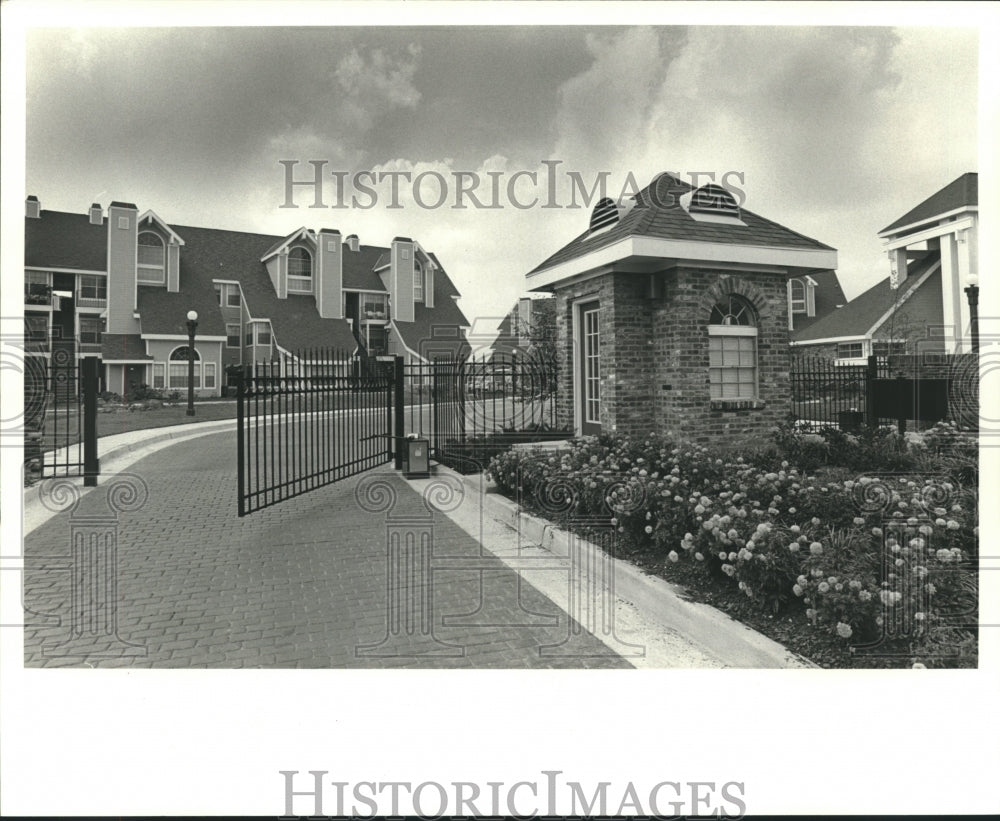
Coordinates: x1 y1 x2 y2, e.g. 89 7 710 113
186 309 198 416
964 274 979 355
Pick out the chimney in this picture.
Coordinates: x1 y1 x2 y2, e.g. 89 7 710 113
26 195 40 219
390 237 415 323
89 203 103 225
106 201 140 335
316 229 343 319
345 234 359 252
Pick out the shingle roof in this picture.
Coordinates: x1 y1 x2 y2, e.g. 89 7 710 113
25 210 108 271
792 252 941 343
101 334 152 361
342 244 389 291
529 173 834 276
790 269 847 334
392 265 470 356
880 173 978 235
155 224 358 353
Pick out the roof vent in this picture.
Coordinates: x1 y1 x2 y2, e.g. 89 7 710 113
26 195 40 219
89 203 103 225
589 198 619 232
688 183 740 216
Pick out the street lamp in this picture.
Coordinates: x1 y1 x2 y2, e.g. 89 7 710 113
186 309 198 416
964 273 979 354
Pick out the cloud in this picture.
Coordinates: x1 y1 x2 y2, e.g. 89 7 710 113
332 44 423 131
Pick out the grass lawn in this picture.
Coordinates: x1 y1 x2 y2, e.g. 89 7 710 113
95 401 238 439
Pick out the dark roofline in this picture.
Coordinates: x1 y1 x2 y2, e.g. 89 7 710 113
27 195 39 202
879 172 978 235
392 236 412 243
109 201 138 209
320 228 341 235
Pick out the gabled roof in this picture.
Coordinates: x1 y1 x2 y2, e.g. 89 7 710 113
138 210 185 245
25 210 107 271
342 244 389 291
260 226 314 262
529 173 835 276
392 264 470 356
138 224 356 351
792 252 941 343
789 269 847 334
880 173 978 236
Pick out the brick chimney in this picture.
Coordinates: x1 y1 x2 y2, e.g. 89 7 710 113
26 196 40 219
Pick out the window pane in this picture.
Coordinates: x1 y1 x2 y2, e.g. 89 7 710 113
226 324 241 348
204 363 216 389
227 286 241 307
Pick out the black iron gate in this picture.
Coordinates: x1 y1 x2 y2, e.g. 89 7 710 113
234 349 394 516
235 348 568 515
24 347 100 485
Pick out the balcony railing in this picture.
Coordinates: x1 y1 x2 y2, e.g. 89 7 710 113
25 284 52 306
77 291 107 308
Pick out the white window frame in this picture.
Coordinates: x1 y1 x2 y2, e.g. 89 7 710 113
152 363 165 389
256 323 272 346
287 247 313 293
708 325 758 401
77 274 107 302
788 278 807 314
413 260 424 303
837 342 864 360
203 362 216 389
137 231 166 283
78 316 104 345
226 323 241 348
582 305 600 424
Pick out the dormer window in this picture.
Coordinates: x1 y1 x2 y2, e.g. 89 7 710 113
789 278 806 314
786 276 816 325
287 247 313 293
137 232 165 283
414 259 424 302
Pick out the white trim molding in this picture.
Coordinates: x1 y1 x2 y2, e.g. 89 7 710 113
526 235 837 291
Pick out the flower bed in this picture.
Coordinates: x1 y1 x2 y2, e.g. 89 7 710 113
486 421 978 668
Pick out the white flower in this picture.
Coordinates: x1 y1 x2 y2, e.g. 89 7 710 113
809 542 823 556
668 550 679 562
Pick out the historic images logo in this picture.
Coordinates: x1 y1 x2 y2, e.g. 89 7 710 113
278 160 748 211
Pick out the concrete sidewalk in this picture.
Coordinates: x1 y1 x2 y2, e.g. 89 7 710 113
22 428 666 668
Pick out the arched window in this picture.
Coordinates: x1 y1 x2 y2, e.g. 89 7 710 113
288 247 312 277
167 346 207 390
287 247 312 293
169 346 200 361
708 295 758 400
138 232 165 283
788 278 806 314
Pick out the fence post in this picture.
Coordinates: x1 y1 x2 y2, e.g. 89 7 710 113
235 364 245 517
865 354 878 429
393 356 404 470
82 356 99 487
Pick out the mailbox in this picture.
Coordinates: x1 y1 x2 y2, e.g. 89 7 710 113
403 436 430 478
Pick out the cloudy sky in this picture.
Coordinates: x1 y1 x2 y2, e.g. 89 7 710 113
22 23 980 335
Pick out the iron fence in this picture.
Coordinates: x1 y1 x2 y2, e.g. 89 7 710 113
235 349 394 516
791 353 977 432
24 345 100 483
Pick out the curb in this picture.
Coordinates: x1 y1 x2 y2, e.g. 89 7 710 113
449 468 816 669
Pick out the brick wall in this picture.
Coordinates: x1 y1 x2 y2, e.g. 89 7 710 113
551 266 793 446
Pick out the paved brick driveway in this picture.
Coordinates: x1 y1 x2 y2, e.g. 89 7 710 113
23 430 630 668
